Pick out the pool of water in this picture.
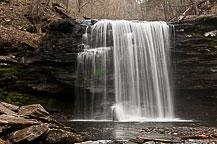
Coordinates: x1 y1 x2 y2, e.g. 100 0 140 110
65 121 217 140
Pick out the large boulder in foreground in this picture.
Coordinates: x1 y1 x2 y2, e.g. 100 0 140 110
0 115 40 126
0 102 19 112
0 139 6 144
0 103 16 115
0 102 86 144
45 129 86 144
19 104 49 118
18 104 52 123
10 124 49 143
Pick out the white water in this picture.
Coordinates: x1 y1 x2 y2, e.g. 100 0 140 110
75 20 174 121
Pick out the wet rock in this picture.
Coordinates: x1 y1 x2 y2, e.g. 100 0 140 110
29 83 63 93
0 103 86 143
18 104 66 127
45 129 85 144
108 140 128 144
0 139 6 144
130 137 146 144
76 140 100 144
0 56 17 63
10 123 49 143
0 114 40 126
204 30 217 38
18 104 50 120
0 102 19 112
0 103 16 115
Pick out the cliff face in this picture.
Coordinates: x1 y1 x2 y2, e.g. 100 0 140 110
0 18 88 114
174 15 217 90
173 14 217 121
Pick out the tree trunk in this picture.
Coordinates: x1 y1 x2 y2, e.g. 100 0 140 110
77 0 82 13
31 0 40 22
30 0 41 33
66 0 69 9
163 0 168 21
189 0 199 15
46 0 50 6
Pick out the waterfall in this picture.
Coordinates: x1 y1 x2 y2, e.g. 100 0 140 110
75 20 174 121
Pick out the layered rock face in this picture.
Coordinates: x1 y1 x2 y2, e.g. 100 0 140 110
174 15 217 90
173 14 217 120
0 19 89 112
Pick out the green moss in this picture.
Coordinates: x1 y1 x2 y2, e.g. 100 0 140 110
192 85 204 89
48 98 58 106
21 40 38 49
0 88 59 107
191 43 208 47
192 33 203 38
92 68 110 76
3 92 30 106
0 67 14 72
206 51 217 56
187 51 201 55
0 67 20 80
0 88 8 97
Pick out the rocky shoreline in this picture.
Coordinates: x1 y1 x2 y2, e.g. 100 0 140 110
0 102 86 144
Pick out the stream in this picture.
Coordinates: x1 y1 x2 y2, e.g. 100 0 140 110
65 121 217 141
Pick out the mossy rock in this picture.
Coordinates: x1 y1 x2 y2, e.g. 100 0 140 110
192 85 204 89
1 91 59 107
187 51 201 55
0 67 14 72
0 88 8 97
20 40 38 49
3 92 30 106
192 33 204 38
0 67 20 80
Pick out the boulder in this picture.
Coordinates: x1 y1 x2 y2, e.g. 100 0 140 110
204 30 217 38
0 102 19 112
45 129 85 144
18 104 50 120
0 115 40 126
0 139 6 144
10 123 49 143
0 56 17 63
48 123 76 133
0 103 16 115
18 104 65 127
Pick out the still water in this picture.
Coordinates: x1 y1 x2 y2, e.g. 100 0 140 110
65 121 217 140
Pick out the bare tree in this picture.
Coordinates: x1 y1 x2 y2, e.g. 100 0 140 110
189 0 199 15
30 0 40 22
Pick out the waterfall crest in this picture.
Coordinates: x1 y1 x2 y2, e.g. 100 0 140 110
75 20 174 121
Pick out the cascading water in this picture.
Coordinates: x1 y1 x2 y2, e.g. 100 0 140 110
75 20 174 121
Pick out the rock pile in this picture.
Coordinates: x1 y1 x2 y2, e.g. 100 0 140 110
0 102 85 144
